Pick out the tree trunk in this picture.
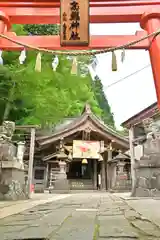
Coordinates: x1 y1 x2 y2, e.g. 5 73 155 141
2 83 15 121
3 101 12 121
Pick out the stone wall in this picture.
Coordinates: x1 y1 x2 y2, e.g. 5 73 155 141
108 161 131 193
111 174 131 192
0 121 27 200
135 164 160 197
0 162 27 200
134 138 160 197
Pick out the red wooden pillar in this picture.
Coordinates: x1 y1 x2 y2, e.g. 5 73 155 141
0 21 5 33
0 10 10 34
141 12 160 109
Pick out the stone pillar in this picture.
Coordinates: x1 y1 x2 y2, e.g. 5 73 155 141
140 11 160 108
107 147 112 189
59 161 67 178
17 141 25 165
101 159 106 190
111 163 117 188
93 160 97 190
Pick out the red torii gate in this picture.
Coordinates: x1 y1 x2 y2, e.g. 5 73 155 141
0 0 160 107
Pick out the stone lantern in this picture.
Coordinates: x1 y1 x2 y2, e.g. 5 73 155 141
59 160 67 175
113 151 131 191
53 160 69 193
115 151 130 175
53 145 69 192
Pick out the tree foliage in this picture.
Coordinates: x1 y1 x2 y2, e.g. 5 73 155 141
0 24 115 129
24 24 60 36
92 75 115 126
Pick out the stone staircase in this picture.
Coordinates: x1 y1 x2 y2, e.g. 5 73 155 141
69 179 93 190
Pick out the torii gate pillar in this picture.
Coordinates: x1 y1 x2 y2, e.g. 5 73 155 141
0 21 4 33
141 12 160 108
0 11 10 35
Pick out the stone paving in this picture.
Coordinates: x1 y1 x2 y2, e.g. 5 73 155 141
0 194 70 219
1 192 160 240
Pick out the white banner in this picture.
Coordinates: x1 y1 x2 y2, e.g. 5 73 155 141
72 140 100 159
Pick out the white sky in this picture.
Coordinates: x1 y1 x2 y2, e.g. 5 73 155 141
90 23 157 129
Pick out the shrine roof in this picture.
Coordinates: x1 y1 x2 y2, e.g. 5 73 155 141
121 102 159 128
36 103 129 149
114 152 130 160
108 152 130 163
53 118 76 133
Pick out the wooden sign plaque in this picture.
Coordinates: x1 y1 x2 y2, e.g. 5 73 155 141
60 0 89 46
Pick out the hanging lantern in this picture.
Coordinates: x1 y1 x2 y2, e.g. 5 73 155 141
82 158 88 164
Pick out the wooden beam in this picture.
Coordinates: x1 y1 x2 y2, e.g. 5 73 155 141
0 31 149 50
1 4 160 24
1 1 160 7
15 125 40 130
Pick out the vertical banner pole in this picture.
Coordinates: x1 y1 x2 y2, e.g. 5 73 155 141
28 128 35 198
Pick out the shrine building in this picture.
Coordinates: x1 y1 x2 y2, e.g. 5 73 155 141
122 102 160 162
32 104 130 192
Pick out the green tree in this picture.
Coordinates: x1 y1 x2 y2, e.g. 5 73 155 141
24 24 60 35
0 24 101 127
0 65 13 123
92 75 115 127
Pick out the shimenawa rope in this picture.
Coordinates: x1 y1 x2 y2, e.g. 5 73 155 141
0 28 160 56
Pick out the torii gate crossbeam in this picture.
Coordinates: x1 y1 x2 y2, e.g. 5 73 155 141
0 0 160 108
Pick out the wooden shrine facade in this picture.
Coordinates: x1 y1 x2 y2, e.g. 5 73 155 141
32 104 129 192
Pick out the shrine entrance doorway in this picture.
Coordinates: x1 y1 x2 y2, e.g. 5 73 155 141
67 159 101 190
